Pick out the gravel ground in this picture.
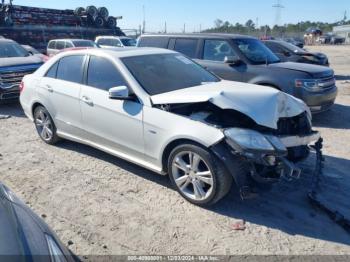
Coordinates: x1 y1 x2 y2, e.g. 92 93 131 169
0 45 350 256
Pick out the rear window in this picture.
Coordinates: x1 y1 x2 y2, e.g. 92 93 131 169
138 37 169 48
174 39 198 58
56 41 65 50
56 55 85 84
72 40 97 47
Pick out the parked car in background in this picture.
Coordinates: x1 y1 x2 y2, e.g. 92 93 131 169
318 33 346 45
138 34 337 112
0 182 76 261
22 44 49 62
95 36 137 48
47 39 98 56
0 38 43 103
263 40 329 66
21 48 321 205
283 37 304 48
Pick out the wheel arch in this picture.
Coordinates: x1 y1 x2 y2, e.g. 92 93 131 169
161 138 210 174
256 82 282 90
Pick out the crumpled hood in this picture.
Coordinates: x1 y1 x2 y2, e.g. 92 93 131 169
0 56 43 68
268 62 333 78
151 80 310 129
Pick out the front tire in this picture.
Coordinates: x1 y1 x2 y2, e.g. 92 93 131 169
168 144 232 206
33 106 60 145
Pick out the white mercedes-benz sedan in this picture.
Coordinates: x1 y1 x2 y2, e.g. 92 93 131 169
20 48 321 206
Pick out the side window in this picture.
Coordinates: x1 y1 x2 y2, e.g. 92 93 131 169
45 61 59 78
87 56 128 91
65 41 74 48
138 37 169 48
265 42 283 53
48 41 56 49
56 41 65 50
203 40 236 62
174 38 198 58
56 55 85 84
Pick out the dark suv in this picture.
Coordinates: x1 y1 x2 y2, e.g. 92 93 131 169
0 39 43 103
138 34 337 113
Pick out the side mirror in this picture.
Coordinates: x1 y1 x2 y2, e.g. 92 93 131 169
224 56 241 65
109 86 130 100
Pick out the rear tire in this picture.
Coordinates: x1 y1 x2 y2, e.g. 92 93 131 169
33 106 60 145
168 143 232 206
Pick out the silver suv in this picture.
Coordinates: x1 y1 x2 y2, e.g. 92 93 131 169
47 39 98 56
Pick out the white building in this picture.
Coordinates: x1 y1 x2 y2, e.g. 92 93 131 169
333 25 350 43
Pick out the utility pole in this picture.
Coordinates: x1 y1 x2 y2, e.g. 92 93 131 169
183 23 186 33
142 5 146 34
273 0 284 27
164 22 167 33
199 24 202 33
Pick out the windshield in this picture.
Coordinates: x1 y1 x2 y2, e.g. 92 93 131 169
233 38 280 65
121 38 137 46
0 42 30 58
72 41 97 48
122 53 220 95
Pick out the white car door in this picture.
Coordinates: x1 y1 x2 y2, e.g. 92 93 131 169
80 55 144 159
37 55 86 137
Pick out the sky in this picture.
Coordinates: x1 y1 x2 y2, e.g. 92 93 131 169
13 0 350 33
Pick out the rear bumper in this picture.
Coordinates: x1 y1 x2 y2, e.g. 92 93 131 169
300 85 338 113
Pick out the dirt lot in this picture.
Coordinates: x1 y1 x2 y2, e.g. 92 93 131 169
1 45 350 256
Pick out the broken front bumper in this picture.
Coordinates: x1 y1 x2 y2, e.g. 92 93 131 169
212 131 322 199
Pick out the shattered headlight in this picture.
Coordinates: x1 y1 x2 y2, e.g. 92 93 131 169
224 128 287 153
224 128 274 152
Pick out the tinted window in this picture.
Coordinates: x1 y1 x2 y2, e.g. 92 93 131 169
87 56 127 91
48 41 56 49
97 38 121 47
65 41 74 48
72 40 97 47
233 39 280 65
138 37 169 48
120 38 137 46
264 42 285 54
45 62 59 78
56 41 65 50
56 55 85 84
174 39 198 58
203 40 236 62
122 53 219 96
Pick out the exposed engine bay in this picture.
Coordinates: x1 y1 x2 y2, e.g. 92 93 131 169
157 101 321 199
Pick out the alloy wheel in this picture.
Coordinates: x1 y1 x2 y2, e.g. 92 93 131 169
35 109 54 142
171 151 214 201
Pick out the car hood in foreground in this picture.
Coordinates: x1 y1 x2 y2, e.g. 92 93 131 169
151 80 309 129
0 56 43 68
268 62 333 78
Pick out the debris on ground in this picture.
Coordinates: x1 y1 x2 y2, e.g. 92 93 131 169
231 220 246 231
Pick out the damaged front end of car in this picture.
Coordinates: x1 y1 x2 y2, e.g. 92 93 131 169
151 81 323 199
211 114 322 199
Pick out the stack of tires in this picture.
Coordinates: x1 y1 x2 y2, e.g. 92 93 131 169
74 6 117 29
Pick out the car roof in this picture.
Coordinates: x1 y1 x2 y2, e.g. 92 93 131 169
139 33 256 40
58 47 176 59
49 39 93 42
97 36 132 39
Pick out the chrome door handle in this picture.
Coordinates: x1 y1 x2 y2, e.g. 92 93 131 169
81 96 93 106
45 85 53 93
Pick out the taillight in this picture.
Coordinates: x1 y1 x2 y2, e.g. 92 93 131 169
19 81 24 93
